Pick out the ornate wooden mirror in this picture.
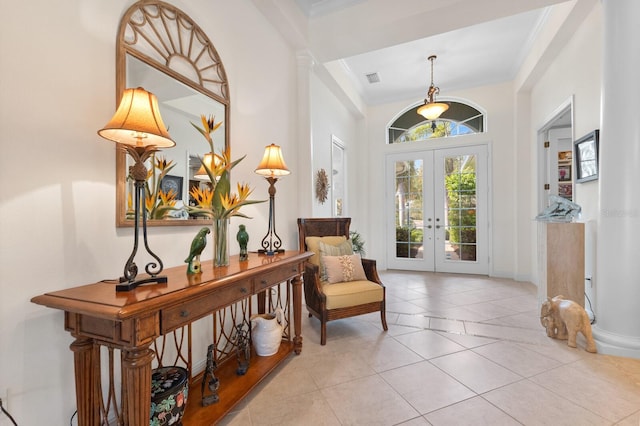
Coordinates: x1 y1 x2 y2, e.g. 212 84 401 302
115 0 229 227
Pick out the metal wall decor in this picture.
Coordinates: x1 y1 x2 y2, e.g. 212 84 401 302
315 168 329 204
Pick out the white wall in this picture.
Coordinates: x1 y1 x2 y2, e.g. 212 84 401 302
0 0 605 423
528 3 602 299
0 1 297 424
367 6 602 281
364 82 516 275
309 73 361 221
351 4 601 281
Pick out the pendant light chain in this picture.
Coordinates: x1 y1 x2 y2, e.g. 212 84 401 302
417 54 449 120
430 55 435 86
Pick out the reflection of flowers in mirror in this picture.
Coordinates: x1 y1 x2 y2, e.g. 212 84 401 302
187 115 264 220
126 154 178 220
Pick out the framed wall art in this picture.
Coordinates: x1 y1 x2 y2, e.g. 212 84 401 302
574 130 599 183
161 174 184 200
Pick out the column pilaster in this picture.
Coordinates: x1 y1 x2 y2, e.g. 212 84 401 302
593 0 640 357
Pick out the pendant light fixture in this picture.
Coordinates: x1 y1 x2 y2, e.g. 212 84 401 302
417 55 449 120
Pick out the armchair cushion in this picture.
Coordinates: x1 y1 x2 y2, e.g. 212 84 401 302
318 240 353 280
305 236 347 267
318 239 353 257
323 254 367 283
322 280 384 309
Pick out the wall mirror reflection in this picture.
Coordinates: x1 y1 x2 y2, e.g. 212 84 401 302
115 1 229 227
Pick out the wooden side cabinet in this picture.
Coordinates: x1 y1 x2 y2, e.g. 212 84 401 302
538 222 585 307
31 251 313 426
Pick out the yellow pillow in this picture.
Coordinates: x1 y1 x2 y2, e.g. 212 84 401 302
323 254 367 284
305 236 347 267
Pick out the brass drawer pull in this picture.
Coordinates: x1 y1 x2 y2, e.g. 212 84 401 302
240 287 248 294
261 280 268 286
180 310 189 317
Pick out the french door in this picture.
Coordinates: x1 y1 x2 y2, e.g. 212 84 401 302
386 145 489 274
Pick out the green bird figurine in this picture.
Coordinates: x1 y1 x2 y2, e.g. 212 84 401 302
186 227 210 274
237 224 249 261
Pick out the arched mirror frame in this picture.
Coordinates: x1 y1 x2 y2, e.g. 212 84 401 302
115 0 230 227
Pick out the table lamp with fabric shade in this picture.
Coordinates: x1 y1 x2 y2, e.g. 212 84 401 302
98 87 175 291
255 143 290 255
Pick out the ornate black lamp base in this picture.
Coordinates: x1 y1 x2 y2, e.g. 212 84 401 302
116 145 167 292
258 248 284 256
259 176 284 256
116 275 168 292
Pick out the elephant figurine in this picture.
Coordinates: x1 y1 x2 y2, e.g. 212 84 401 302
540 295 597 353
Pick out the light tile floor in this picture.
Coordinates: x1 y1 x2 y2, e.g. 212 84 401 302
221 270 640 425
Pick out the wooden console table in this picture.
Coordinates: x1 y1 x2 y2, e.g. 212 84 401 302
31 251 312 425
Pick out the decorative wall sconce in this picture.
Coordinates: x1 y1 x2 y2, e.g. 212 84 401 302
98 87 175 291
417 55 449 120
254 144 290 255
315 169 329 204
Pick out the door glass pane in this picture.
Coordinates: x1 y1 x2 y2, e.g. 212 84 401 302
395 159 424 258
443 155 477 262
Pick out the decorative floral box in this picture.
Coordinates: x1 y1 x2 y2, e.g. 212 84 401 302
150 366 189 426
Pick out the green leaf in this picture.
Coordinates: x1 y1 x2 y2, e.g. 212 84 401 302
185 206 214 219
212 169 231 216
227 155 246 171
151 205 177 219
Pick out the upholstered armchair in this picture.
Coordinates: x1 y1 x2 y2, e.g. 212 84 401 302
297 217 388 345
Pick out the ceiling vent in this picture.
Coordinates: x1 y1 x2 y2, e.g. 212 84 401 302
365 72 380 84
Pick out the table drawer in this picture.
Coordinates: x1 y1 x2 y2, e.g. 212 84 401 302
161 282 251 332
255 264 300 292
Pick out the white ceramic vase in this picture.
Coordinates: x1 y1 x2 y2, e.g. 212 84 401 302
251 308 284 356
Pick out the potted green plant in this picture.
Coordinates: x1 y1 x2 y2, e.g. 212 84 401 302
349 230 366 257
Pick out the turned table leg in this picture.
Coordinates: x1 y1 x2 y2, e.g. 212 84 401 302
292 275 303 354
70 337 99 426
121 346 155 426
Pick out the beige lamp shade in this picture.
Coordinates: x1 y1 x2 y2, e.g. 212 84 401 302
255 144 290 177
194 152 223 180
98 87 175 148
417 102 449 120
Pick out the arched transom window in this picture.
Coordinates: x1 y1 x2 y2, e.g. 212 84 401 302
388 101 485 144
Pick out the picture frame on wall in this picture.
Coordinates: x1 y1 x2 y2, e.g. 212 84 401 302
558 165 571 182
574 130 599 183
161 174 184 200
558 183 573 199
